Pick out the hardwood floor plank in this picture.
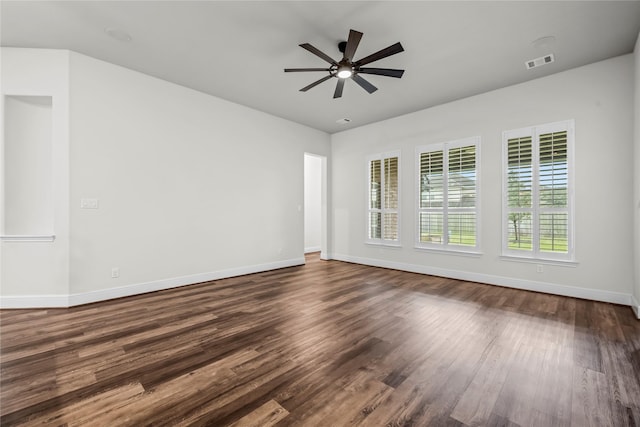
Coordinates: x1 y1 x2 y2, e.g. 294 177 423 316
485 412 522 427
571 366 614 427
449 340 520 426
14 382 146 427
600 340 640 426
487 319 569 426
226 399 289 427
574 300 604 372
354 376 432 426
80 351 257 426
170 358 298 426
281 372 393 426
1 253 639 426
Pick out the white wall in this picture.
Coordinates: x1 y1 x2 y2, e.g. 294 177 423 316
67 51 330 299
304 154 322 253
0 48 330 307
1 48 70 302
331 54 635 306
1 46 634 310
633 32 640 317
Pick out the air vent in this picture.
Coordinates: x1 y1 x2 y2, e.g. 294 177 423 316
525 54 554 70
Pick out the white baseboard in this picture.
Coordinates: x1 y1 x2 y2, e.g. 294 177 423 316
0 257 305 309
632 294 640 319
332 253 633 307
304 246 321 254
0 294 70 309
3 255 635 315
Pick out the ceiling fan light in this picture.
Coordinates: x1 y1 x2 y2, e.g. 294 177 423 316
336 65 353 79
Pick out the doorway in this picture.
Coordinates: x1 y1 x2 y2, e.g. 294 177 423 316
304 153 327 259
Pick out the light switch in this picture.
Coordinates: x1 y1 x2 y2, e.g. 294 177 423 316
81 198 99 209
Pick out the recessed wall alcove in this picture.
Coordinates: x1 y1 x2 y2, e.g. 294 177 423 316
3 95 54 239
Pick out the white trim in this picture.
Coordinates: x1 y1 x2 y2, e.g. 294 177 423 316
414 246 482 257
632 294 640 319
365 241 402 249
0 294 70 309
0 235 55 242
500 255 579 267
365 242 403 248
0 257 305 309
332 253 632 307
304 246 321 254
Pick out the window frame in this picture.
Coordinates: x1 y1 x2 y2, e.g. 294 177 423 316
366 151 401 247
501 120 575 262
415 136 481 253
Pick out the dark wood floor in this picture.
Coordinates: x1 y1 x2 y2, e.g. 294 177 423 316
1 254 639 426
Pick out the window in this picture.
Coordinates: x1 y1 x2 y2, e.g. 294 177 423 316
367 152 400 245
416 137 480 251
502 120 574 261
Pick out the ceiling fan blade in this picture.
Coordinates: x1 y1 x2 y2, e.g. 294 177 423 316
300 74 334 92
299 43 337 65
343 29 363 61
357 67 405 78
354 42 404 67
333 79 345 99
285 68 332 72
351 74 378 94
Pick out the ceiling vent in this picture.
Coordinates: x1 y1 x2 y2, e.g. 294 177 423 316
525 54 554 70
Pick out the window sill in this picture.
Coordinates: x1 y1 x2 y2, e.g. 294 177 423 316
365 241 402 249
0 235 56 242
414 246 483 257
500 255 578 267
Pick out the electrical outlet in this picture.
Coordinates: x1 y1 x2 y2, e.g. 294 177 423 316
111 267 120 278
81 198 99 209
536 264 543 273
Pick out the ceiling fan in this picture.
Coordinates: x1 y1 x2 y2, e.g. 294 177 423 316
285 29 405 99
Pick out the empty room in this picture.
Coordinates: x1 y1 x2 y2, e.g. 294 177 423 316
1 1 640 425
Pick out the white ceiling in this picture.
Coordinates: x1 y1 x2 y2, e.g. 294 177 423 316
2 1 640 134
